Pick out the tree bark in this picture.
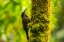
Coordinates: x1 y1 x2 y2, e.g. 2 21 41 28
28 0 51 42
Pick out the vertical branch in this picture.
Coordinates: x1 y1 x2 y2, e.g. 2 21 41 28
28 0 51 42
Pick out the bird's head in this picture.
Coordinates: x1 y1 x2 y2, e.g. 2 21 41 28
21 9 27 18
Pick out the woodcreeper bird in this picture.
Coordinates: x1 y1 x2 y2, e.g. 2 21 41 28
21 9 30 40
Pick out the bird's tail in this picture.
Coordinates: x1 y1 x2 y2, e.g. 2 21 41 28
26 30 29 40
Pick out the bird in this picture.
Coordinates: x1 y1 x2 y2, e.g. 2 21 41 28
21 9 30 40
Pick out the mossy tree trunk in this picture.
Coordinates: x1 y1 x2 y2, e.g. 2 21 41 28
28 0 51 42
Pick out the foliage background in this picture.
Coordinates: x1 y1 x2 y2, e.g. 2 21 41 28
0 0 64 42
0 0 31 42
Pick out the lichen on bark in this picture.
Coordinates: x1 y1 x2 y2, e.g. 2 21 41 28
28 0 51 42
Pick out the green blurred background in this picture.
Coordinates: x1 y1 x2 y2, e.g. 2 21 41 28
0 0 64 42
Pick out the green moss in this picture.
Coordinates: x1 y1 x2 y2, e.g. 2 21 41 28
28 0 51 42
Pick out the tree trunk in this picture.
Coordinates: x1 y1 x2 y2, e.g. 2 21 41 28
28 0 51 42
